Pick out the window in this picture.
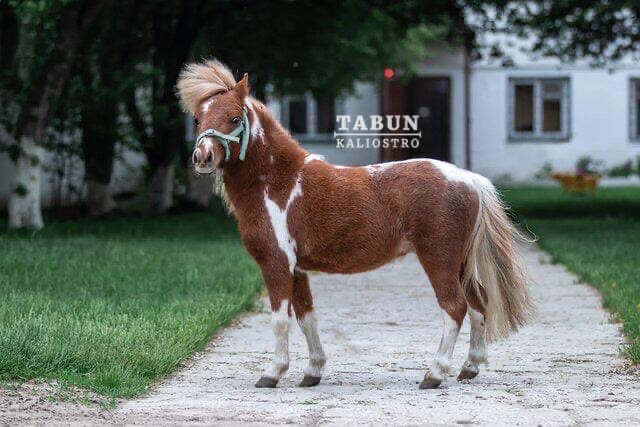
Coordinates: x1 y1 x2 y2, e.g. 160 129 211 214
316 97 335 134
282 94 338 139
288 99 307 134
630 79 640 140
509 78 570 141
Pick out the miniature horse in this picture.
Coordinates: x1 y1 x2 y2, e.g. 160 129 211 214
177 60 534 389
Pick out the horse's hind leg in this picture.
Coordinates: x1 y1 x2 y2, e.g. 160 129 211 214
458 285 488 380
292 269 326 387
416 252 467 389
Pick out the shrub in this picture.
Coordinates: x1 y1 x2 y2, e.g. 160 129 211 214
575 156 604 176
534 161 554 180
607 160 634 178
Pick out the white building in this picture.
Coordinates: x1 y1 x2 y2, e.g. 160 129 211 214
274 40 640 181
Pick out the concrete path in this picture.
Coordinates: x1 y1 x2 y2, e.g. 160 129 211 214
114 243 640 425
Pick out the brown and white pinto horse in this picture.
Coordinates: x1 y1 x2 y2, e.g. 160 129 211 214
177 60 535 389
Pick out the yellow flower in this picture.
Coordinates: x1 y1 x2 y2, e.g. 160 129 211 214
636 303 640 311
611 282 618 289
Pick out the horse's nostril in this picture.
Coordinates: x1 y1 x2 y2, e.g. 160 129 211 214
206 151 212 163
192 151 199 164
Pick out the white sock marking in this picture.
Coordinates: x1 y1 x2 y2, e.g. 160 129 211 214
263 300 291 380
297 310 326 378
462 308 488 373
427 309 461 382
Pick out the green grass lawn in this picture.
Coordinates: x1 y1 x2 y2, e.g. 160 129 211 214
502 186 640 363
1 186 637 402
0 210 262 399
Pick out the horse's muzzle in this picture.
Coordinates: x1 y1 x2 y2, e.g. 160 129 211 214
192 139 220 174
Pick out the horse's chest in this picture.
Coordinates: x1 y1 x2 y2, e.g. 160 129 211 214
236 186 302 272
262 194 298 271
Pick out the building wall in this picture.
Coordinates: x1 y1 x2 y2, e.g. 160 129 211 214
471 66 640 180
276 45 468 168
271 82 381 166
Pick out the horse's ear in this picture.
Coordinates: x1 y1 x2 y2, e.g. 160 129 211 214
235 73 250 99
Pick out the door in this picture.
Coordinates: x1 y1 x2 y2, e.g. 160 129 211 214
405 77 450 161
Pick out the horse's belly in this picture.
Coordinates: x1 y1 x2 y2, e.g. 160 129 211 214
296 235 410 274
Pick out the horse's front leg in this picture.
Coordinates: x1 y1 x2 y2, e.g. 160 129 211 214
292 269 326 387
255 262 294 388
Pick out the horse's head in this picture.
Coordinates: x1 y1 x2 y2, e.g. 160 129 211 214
177 60 250 174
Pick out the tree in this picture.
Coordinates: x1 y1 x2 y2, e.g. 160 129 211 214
196 0 466 98
1 0 103 229
75 1 147 216
467 1 640 62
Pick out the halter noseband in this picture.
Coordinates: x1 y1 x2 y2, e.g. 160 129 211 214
195 107 251 162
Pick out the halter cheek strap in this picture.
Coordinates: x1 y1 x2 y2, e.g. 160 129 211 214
194 107 251 162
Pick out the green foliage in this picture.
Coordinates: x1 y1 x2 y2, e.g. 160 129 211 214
2 0 67 113
0 212 262 398
470 1 640 62
6 143 20 162
192 1 464 98
575 156 603 176
502 186 640 220
13 183 27 197
533 161 553 180
607 160 634 178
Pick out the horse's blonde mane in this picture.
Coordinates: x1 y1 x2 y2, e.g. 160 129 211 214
176 60 237 115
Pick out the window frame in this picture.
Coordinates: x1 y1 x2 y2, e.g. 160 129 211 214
629 78 640 142
508 77 571 142
281 93 343 142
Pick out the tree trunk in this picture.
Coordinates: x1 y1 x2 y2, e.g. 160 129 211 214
143 0 206 214
148 162 174 214
8 136 44 229
187 173 214 208
7 0 104 229
85 180 113 217
81 72 118 217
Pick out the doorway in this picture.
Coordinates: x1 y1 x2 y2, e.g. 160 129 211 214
380 76 451 162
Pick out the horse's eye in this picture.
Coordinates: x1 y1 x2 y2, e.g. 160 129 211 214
231 116 241 124
194 118 199 127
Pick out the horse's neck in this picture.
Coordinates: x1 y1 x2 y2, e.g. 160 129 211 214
222 99 307 208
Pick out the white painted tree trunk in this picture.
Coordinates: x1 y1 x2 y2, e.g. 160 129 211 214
86 180 114 217
8 136 44 230
187 172 214 208
148 163 174 214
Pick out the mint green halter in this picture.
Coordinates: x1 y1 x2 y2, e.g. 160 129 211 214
195 107 251 162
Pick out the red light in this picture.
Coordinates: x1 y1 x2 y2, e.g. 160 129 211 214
383 68 394 79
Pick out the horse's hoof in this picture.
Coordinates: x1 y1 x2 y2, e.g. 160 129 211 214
419 377 441 389
299 376 321 387
457 369 479 381
255 376 278 388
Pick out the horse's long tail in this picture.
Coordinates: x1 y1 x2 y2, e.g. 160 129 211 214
461 176 535 341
